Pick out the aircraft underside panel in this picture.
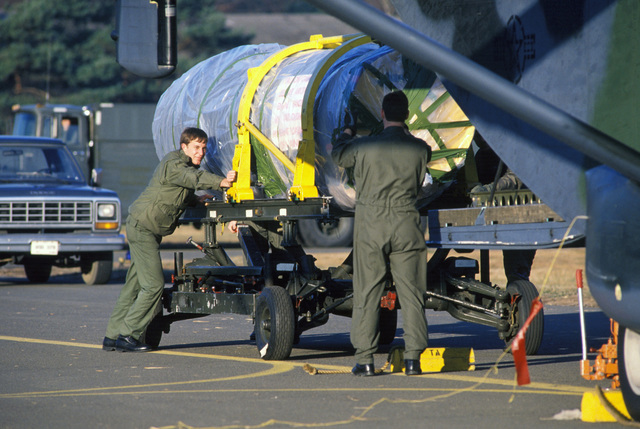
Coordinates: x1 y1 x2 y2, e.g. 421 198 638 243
392 0 637 226
586 166 640 333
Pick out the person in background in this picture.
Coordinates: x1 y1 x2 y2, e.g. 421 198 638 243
472 134 536 284
60 117 79 146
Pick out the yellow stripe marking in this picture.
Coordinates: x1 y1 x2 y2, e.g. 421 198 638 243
1 334 590 398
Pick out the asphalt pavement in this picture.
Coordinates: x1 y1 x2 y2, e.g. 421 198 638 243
0 247 623 429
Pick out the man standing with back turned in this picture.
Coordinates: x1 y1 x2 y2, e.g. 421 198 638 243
103 127 237 352
332 91 431 376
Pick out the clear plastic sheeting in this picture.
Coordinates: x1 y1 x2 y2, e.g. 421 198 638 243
153 44 285 175
248 47 337 198
153 40 474 211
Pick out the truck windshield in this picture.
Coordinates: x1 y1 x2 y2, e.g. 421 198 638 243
0 145 84 183
12 112 37 136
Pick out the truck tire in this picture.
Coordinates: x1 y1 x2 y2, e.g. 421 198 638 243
298 217 353 247
24 258 52 283
619 325 640 421
254 286 295 360
81 252 113 285
506 280 544 355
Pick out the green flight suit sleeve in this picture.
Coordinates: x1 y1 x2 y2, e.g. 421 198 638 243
163 156 225 191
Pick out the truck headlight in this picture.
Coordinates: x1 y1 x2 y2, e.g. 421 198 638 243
96 202 119 230
97 203 116 219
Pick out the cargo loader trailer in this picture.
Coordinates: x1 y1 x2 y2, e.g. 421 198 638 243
425 189 585 356
143 190 583 360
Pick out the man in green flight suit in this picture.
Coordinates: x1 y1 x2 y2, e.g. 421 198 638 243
103 127 237 352
332 91 431 376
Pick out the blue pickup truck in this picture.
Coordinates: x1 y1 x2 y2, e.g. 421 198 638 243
0 136 124 284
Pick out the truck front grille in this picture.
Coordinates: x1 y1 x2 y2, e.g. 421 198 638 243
0 201 92 224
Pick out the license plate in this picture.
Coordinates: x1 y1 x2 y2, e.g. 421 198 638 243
30 241 59 256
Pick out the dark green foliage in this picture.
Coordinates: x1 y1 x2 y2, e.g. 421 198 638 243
0 0 252 132
0 0 390 132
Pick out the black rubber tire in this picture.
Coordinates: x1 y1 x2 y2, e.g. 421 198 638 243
379 308 398 345
80 252 113 285
297 217 353 247
506 279 544 355
141 301 164 349
254 286 295 360
619 325 640 421
24 258 52 283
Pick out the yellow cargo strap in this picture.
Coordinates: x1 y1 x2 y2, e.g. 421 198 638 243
290 34 371 201
229 34 371 202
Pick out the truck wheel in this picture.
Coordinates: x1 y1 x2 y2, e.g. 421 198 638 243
506 280 544 355
255 286 295 360
298 217 353 247
379 308 398 345
24 258 52 283
81 252 113 285
619 325 640 421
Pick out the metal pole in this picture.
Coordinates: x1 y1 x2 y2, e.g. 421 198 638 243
304 0 640 184
576 269 588 361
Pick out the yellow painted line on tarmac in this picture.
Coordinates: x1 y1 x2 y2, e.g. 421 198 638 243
421 372 591 394
152 349 347 372
0 335 102 349
0 335 602 429
0 365 295 399
0 334 298 399
0 334 348 371
2 386 585 400
0 335 589 399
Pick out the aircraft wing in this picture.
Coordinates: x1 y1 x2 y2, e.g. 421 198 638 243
303 0 640 417
305 0 640 330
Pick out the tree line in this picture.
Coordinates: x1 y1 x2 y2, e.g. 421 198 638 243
0 0 392 133
0 0 258 132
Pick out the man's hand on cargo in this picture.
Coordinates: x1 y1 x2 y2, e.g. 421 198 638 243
227 220 238 234
220 170 238 188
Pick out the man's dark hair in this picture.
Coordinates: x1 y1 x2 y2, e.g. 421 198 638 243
382 91 409 122
180 127 208 146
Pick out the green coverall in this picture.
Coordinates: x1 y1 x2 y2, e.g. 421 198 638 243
332 126 431 364
105 149 225 341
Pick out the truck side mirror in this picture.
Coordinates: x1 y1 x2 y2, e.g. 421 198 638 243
112 0 176 78
91 168 103 188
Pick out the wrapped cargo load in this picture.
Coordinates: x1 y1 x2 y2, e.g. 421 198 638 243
153 35 474 212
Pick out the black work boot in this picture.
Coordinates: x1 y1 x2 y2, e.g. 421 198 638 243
115 335 151 352
102 337 117 351
404 359 422 376
352 363 376 376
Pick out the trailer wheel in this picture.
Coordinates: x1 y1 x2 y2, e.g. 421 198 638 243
255 286 295 360
297 217 353 247
506 280 544 355
80 252 113 285
619 325 640 420
379 308 398 345
24 258 52 283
